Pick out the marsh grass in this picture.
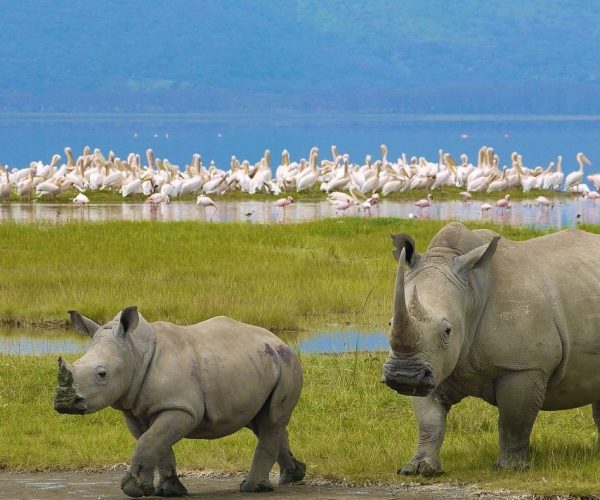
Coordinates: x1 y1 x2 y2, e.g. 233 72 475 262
1 353 599 495
0 219 571 331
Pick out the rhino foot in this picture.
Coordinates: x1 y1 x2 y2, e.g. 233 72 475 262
240 479 275 493
154 475 188 497
120 472 155 498
494 457 530 471
398 458 442 478
280 458 306 485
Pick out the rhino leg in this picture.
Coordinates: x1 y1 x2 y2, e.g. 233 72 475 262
592 402 600 451
154 448 188 497
246 424 305 487
124 410 195 497
495 371 545 469
240 418 280 492
278 430 306 485
399 395 450 478
242 365 302 493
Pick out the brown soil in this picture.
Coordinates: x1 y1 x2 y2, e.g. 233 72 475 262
0 468 537 499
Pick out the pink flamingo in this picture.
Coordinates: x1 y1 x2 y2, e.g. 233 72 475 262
145 193 169 205
495 194 511 214
335 198 354 215
585 191 600 206
414 193 433 215
459 191 472 204
480 203 493 216
274 196 294 216
197 195 217 220
535 196 553 211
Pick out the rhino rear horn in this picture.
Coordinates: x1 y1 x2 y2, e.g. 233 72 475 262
68 311 101 337
391 233 421 267
115 306 139 339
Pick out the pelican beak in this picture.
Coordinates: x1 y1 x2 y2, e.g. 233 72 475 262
583 154 592 166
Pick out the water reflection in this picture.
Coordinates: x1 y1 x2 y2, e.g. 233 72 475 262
0 326 388 355
0 327 90 355
0 197 597 229
288 329 389 353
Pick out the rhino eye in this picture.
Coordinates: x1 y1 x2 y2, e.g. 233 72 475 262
440 324 452 347
95 367 108 383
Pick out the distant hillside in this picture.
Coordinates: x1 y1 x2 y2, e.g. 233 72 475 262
1 0 600 113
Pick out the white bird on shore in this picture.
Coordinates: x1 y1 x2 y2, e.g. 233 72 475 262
565 153 591 190
72 193 89 204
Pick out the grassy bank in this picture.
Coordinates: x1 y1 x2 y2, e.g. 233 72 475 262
0 218 579 331
0 353 598 496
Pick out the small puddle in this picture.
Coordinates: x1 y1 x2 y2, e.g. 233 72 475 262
0 326 388 355
289 329 389 353
0 327 89 355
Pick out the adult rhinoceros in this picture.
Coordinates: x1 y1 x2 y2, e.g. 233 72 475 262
382 222 600 476
54 306 305 497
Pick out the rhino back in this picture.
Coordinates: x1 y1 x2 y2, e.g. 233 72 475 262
135 316 300 437
474 229 600 409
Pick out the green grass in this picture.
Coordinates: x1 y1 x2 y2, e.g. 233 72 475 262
1 353 599 496
0 218 576 331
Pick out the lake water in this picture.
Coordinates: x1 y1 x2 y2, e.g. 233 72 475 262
0 326 389 356
1 197 597 229
2 115 600 175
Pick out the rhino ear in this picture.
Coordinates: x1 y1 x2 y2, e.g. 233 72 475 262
454 236 500 273
68 310 101 337
391 233 421 267
115 306 139 339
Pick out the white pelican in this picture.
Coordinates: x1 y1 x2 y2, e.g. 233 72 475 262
73 193 90 204
565 153 591 190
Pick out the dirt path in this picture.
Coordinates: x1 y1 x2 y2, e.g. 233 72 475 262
0 468 535 499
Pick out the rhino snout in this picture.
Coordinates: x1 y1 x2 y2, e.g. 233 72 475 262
54 387 88 414
382 357 436 397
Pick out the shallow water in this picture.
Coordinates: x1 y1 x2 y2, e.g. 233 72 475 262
0 326 388 355
0 197 598 228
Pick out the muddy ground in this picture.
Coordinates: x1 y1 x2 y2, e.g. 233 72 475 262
0 467 552 499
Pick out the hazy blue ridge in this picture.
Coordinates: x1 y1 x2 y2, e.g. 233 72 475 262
1 0 599 113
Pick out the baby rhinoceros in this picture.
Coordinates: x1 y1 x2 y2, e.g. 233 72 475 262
54 306 306 497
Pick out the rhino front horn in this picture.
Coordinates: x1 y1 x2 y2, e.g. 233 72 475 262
389 248 421 352
57 357 74 387
390 248 409 336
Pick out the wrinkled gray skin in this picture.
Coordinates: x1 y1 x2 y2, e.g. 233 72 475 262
382 222 600 477
54 307 305 497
